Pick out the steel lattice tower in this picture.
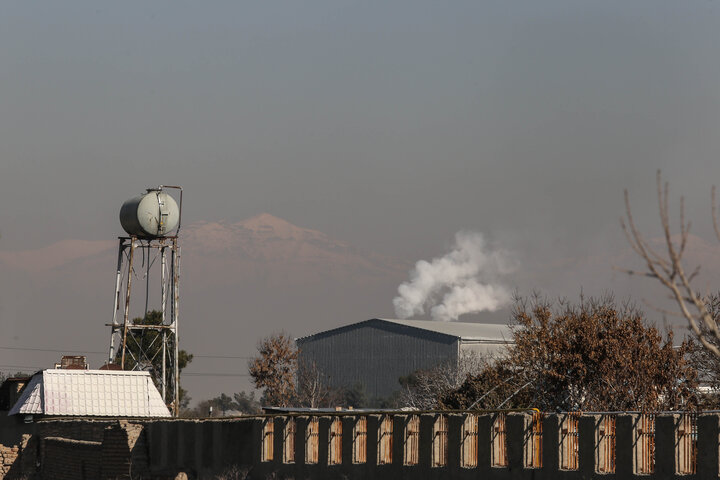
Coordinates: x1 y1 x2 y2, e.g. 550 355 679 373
107 186 183 416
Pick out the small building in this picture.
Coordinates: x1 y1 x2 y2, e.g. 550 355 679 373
0 376 31 412
296 318 512 400
8 369 171 418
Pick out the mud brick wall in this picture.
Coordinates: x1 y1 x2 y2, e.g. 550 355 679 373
36 419 113 443
0 445 19 479
0 414 33 447
40 437 101 480
101 421 149 480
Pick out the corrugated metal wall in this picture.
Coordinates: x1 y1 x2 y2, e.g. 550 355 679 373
297 322 459 399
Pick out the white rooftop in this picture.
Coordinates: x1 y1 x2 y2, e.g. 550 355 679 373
9 369 171 417
298 318 513 343
377 318 512 342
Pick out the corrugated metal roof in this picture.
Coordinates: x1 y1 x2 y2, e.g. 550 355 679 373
297 318 513 343
377 318 512 342
9 369 171 417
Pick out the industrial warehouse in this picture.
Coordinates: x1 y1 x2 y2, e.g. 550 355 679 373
297 318 512 399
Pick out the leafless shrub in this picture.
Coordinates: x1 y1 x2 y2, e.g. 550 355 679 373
398 351 492 409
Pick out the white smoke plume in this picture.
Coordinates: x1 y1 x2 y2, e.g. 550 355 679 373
393 232 516 321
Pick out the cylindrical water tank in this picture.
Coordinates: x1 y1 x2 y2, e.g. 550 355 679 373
119 189 180 238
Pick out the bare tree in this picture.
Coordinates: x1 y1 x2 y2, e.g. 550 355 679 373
248 333 298 407
441 294 698 411
398 351 490 409
621 171 720 357
296 359 340 408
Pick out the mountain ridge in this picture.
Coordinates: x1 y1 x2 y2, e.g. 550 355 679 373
0 213 405 276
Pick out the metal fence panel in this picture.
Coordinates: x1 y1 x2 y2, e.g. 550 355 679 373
596 415 616 474
491 413 508 467
676 413 697 475
283 418 295 464
306 417 319 464
353 417 367 464
461 415 479 468
560 413 580 470
262 419 274 462
635 413 655 475
378 415 393 465
525 411 543 468
432 415 448 467
329 417 342 465
404 415 420 466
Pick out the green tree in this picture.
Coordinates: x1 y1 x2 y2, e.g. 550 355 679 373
341 383 368 409
233 391 262 414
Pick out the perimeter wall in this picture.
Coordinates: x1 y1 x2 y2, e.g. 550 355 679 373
1 411 719 479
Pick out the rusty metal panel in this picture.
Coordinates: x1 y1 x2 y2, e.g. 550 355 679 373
491 413 508 467
432 415 448 467
559 413 580 470
378 415 393 465
329 417 342 465
262 419 274 462
306 417 319 464
525 411 543 468
461 414 479 468
676 413 697 475
404 415 420 465
596 415 616 474
635 413 655 475
283 418 296 464
353 417 368 464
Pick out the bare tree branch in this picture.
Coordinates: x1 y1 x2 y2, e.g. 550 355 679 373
621 171 720 358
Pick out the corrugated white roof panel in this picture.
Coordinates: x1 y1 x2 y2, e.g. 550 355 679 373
9 374 43 415
9 369 171 417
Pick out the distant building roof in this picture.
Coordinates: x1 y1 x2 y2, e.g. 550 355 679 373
9 369 171 417
297 318 513 344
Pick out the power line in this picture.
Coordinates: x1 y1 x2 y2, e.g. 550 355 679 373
193 354 253 360
0 345 253 360
0 346 104 354
0 364 43 371
0 364 252 378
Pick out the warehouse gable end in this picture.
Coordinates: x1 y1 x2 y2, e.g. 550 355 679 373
296 319 513 400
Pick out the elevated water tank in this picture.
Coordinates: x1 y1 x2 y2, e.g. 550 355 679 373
119 188 180 238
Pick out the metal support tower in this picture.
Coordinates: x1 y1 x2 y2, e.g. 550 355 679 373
107 187 183 416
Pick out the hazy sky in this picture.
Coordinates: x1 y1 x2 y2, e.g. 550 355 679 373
3 1 720 400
